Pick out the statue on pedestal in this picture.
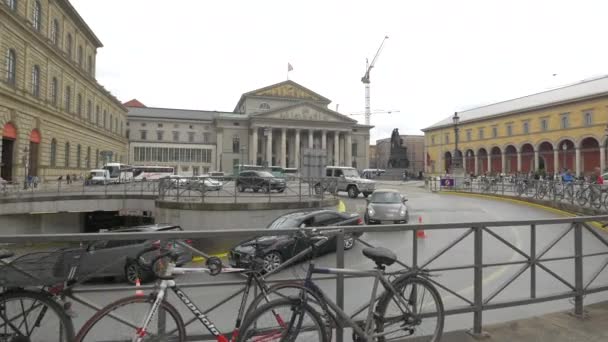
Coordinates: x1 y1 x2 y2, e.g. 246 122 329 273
387 129 409 168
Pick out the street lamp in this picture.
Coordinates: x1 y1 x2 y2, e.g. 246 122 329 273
452 112 460 170
562 143 567 171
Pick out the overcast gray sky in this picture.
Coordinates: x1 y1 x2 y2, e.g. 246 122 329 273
72 0 608 142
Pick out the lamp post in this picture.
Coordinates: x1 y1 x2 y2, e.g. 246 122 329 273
452 112 460 170
562 143 567 171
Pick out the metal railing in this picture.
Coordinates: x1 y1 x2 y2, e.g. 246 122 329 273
2 215 608 340
431 177 608 212
0 179 160 198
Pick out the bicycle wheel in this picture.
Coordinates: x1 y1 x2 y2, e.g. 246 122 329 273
0 290 75 342
75 295 185 342
576 189 588 206
375 276 444 342
237 298 328 342
246 282 334 340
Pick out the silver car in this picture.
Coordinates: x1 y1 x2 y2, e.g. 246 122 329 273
364 189 409 224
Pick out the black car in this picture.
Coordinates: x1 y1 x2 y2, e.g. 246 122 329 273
229 210 364 273
236 170 286 193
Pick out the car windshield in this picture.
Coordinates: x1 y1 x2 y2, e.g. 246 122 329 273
371 192 402 204
256 171 274 178
267 215 302 229
342 169 360 178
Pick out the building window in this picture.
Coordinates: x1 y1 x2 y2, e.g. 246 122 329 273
95 105 100 125
6 0 17 11
506 125 512 136
103 110 107 128
478 128 484 139
32 1 41 31
466 130 471 141
140 130 147 140
50 19 59 45
76 94 82 116
50 77 58 105
560 114 569 129
189 125 194 129
86 146 91 168
232 135 240 153
352 143 358 156
203 132 210 143
31 65 40 97
64 86 72 113
64 142 70 167
541 119 548 131
76 144 81 168
523 122 529 134
431 135 435 145
584 111 593 126
157 123 163 128
50 138 57 167
492 127 498 138
109 115 113 131
86 100 92 121
444 134 449 144
172 131 179 142
188 132 195 142
77 46 83 67
259 103 271 110
141 122 146 127
87 55 93 75
126 129 130 139
66 33 73 59
6 49 16 85
157 131 164 141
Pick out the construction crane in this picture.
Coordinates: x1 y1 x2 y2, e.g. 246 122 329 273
348 109 400 117
361 35 389 126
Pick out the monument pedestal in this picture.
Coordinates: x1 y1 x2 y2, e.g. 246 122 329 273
452 166 466 189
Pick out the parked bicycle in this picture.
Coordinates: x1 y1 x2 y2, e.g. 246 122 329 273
0 249 81 342
238 229 445 342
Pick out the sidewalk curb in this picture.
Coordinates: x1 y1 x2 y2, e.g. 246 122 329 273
440 191 608 232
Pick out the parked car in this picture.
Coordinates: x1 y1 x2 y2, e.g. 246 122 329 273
364 189 409 225
66 224 192 284
236 170 286 193
192 175 223 191
229 210 364 273
314 166 376 198
88 169 112 185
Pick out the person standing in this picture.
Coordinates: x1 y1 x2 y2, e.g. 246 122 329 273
594 167 604 185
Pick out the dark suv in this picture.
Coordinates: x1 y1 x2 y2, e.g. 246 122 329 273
236 170 286 193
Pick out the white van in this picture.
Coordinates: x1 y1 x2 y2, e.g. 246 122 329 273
89 169 111 185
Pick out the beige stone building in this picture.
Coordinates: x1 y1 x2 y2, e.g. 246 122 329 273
127 80 372 174
0 0 127 182
375 134 425 174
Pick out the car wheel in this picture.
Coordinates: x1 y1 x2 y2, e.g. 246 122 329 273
125 261 145 285
343 235 355 250
347 186 359 198
237 184 245 192
262 252 283 273
277 188 285 193
253 188 259 193
363 192 371 198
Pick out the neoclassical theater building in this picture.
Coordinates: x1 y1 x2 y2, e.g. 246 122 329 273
127 80 372 174
1 0 128 182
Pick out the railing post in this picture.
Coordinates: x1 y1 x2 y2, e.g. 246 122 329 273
336 230 345 342
469 225 488 338
530 224 536 299
573 222 585 318
299 176 302 202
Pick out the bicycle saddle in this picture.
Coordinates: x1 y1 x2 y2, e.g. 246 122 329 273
362 247 396 267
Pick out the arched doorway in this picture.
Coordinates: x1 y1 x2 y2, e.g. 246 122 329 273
444 151 452 174
490 147 502 174
538 142 554 174
464 149 475 175
521 143 534 173
29 129 40 177
580 137 600 175
505 145 517 173
478 148 488 175
1 123 17 181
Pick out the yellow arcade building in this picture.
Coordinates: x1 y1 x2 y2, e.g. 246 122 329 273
423 76 608 178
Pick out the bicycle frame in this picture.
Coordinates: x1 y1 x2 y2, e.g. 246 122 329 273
301 261 420 341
